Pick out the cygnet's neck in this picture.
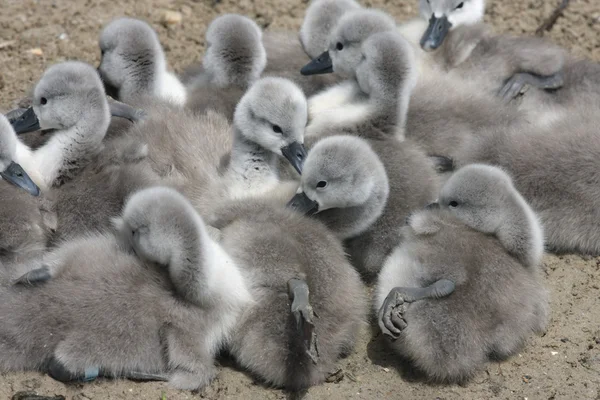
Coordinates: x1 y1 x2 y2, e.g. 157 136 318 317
169 221 253 310
31 103 110 189
227 127 280 190
122 53 187 106
317 174 389 239
496 194 544 268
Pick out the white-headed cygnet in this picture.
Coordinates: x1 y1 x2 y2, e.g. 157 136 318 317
454 115 600 255
209 196 366 390
376 164 548 383
0 187 252 390
98 17 187 106
405 0 595 127
289 135 437 277
182 14 266 119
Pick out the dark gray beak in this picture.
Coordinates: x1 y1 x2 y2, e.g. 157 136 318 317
0 161 40 196
425 202 439 210
108 99 147 123
287 192 319 216
301 51 333 75
10 107 40 134
281 141 308 175
420 15 452 51
5 108 29 125
97 66 120 100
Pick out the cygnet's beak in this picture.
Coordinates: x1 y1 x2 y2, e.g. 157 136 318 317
0 161 41 196
10 107 40 134
281 142 308 174
108 98 147 123
301 51 333 75
420 15 451 51
425 202 440 210
96 66 120 100
287 191 319 216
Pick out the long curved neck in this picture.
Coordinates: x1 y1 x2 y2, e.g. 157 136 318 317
228 127 279 183
367 70 416 139
119 48 159 104
496 194 544 267
168 221 252 310
316 175 389 239
32 102 110 189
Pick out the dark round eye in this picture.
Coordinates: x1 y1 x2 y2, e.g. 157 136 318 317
456 2 464 9
449 201 459 208
316 181 327 189
40 97 47 105
100 49 105 56
336 42 344 51
272 125 282 134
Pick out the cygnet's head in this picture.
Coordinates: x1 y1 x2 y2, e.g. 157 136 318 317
21 62 108 133
234 77 308 174
115 186 204 267
98 17 165 99
203 14 267 88
419 0 485 51
301 9 396 77
0 115 40 196
438 164 516 232
299 0 362 59
289 135 388 219
436 164 543 265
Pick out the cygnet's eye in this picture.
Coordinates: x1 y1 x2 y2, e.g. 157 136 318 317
100 49 105 56
336 42 344 51
272 125 283 134
449 201 459 208
40 97 48 105
316 181 328 189
455 2 464 9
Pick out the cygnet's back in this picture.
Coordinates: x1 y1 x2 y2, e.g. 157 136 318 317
184 14 266 119
455 115 600 255
376 164 548 383
0 187 251 390
210 198 366 390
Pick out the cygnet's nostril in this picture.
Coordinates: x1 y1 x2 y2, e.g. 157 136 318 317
297 152 304 159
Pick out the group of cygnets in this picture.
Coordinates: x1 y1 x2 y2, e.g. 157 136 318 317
0 0 599 393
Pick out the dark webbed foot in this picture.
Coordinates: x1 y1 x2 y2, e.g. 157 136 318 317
48 357 169 384
378 279 455 340
107 98 147 123
288 278 319 364
14 266 51 287
498 71 564 101
48 357 99 383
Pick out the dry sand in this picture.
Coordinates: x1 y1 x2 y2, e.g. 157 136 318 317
0 0 599 399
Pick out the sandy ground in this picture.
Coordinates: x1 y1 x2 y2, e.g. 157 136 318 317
1 0 599 399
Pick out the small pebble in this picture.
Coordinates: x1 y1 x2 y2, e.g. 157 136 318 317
162 11 182 26
28 48 43 56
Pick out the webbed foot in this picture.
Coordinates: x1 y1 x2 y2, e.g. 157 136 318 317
108 98 147 123
48 357 99 383
14 266 51 287
378 279 456 340
288 278 319 364
498 71 564 101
